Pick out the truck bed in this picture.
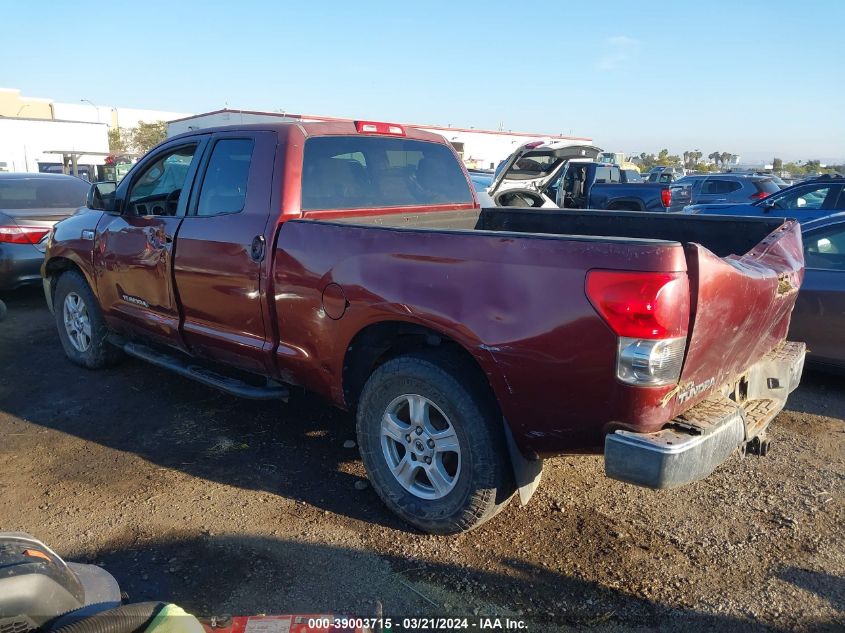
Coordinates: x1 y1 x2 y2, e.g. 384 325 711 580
277 207 803 454
332 207 786 258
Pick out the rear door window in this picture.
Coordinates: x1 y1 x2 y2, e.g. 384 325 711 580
196 139 255 216
301 136 473 210
701 179 742 194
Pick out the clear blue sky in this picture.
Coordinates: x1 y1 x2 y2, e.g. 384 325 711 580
3 0 843 163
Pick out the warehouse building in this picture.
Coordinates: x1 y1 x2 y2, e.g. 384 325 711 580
167 109 593 170
0 88 189 177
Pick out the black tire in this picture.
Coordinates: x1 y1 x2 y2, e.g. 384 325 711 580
53 271 121 369
356 352 514 534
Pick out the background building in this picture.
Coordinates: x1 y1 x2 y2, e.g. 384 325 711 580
1 87 593 177
0 88 190 177
167 110 593 170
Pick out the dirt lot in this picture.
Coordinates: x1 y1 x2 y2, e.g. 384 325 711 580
0 287 842 632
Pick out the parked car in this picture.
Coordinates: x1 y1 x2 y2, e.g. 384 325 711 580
43 120 806 534
622 168 643 182
667 174 780 212
645 166 685 183
789 212 845 370
683 175 845 221
467 170 493 192
467 170 495 206
489 143 675 211
0 173 89 290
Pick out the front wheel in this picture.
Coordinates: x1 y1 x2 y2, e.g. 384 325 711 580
54 271 121 369
356 353 514 534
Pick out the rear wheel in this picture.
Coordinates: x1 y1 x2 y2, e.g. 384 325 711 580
356 353 514 534
54 271 120 369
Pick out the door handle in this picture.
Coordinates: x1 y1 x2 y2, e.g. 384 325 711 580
250 235 266 262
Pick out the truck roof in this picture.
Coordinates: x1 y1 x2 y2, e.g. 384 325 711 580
167 120 449 144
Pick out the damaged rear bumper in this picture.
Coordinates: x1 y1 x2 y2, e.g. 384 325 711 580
604 341 805 489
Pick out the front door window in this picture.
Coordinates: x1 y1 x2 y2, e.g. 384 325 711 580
127 145 198 216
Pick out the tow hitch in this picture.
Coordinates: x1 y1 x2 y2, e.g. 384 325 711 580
744 435 771 457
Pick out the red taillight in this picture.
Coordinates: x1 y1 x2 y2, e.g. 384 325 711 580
586 270 690 339
354 120 406 136
750 191 769 200
660 188 672 207
0 226 51 245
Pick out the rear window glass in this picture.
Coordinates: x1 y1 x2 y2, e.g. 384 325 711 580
0 178 88 209
301 137 473 210
754 178 781 194
505 153 562 180
623 170 643 182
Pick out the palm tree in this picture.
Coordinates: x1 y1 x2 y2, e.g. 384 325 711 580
708 151 721 166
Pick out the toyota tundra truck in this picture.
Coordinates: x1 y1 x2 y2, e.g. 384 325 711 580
41 121 806 534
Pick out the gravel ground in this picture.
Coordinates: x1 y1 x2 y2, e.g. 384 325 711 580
0 287 842 632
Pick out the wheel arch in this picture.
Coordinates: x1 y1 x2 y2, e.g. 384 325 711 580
43 256 92 312
342 319 500 414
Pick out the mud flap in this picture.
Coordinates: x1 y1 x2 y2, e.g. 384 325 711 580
503 423 543 505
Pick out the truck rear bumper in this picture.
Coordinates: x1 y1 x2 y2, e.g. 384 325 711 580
604 341 805 489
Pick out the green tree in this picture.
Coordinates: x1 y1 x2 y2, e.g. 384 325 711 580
720 151 732 166
637 152 657 170
708 151 721 167
783 162 804 176
108 127 129 153
129 120 168 155
772 157 783 172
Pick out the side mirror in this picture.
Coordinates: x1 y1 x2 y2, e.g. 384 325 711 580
87 181 118 212
759 199 776 212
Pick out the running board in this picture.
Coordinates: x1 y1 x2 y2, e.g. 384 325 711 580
123 342 289 401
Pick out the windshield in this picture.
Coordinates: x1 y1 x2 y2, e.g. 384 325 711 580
0 178 89 210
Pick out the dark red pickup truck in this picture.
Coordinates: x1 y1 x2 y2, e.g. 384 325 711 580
42 120 806 534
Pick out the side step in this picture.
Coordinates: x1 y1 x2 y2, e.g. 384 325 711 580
123 342 289 401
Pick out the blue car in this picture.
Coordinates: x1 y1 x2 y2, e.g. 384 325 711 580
684 175 845 222
789 212 845 370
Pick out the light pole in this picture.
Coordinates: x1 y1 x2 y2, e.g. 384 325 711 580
80 98 100 123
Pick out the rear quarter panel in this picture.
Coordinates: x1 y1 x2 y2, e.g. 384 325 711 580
271 219 688 455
